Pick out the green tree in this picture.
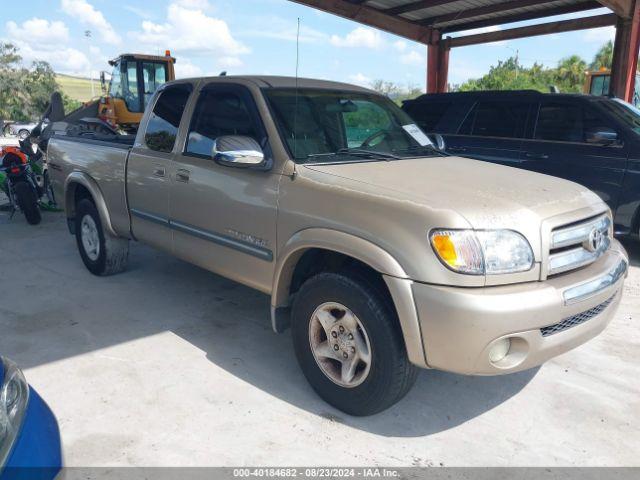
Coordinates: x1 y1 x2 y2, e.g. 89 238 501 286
457 54 591 94
23 61 59 119
459 57 552 92
0 42 72 123
556 55 587 92
0 43 29 121
590 40 614 70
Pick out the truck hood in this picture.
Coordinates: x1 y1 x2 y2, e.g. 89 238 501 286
304 156 605 230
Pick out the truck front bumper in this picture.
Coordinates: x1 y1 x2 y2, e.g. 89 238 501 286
396 240 627 375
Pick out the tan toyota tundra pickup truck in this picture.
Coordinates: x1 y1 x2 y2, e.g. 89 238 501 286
47 76 628 416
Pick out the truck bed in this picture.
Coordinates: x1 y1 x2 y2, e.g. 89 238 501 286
51 132 136 149
47 134 133 237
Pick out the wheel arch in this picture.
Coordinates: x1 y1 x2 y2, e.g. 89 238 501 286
272 229 407 307
64 172 117 237
271 228 428 368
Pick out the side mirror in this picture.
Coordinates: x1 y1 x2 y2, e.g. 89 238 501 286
428 133 446 151
100 71 107 92
212 135 265 168
585 128 619 146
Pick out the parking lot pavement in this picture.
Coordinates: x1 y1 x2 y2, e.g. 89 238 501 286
0 209 638 467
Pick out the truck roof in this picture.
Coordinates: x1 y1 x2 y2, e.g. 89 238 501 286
404 90 610 104
172 75 375 93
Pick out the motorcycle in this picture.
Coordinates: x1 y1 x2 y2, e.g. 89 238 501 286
0 144 42 225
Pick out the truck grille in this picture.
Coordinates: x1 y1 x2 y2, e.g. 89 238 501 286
548 214 611 276
540 293 616 337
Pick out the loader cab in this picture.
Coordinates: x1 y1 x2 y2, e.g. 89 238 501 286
100 52 176 131
584 70 640 107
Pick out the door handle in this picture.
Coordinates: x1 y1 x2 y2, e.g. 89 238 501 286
175 169 191 183
153 166 166 177
524 152 549 160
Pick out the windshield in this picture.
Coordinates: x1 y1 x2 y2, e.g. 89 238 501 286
602 98 640 136
264 88 436 163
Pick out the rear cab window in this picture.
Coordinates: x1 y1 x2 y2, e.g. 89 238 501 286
144 84 193 153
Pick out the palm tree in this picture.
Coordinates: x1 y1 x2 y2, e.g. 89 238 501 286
557 55 587 89
590 41 614 70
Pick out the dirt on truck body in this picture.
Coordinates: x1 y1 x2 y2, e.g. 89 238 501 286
47 76 628 415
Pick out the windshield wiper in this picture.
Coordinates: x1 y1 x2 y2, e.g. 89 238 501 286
393 144 442 155
306 148 400 161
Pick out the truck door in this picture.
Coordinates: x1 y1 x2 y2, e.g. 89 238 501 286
520 99 628 221
127 83 193 252
170 84 279 293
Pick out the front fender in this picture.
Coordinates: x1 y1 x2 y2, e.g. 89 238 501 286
272 228 428 368
64 171 118 237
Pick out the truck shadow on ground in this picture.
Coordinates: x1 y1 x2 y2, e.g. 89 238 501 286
127 242 539 437
1 214 538 438
192 306 538 438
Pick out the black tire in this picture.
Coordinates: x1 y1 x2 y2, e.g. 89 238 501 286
18 130 29 140
75 198 129 276
291 272 418 416
14 181 41 225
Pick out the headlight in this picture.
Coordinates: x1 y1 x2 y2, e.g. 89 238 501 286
0 357 29 467
430 229 534 275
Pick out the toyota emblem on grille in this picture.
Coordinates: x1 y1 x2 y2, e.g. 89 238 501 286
587 227 605 252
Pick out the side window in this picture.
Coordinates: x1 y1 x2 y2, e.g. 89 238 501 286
145 85 192 153
534 102 619 144
458 100 529 138
109 63 122 99
186 89 259 157
404 101 451 133
142 62 168 110
590 75 610 96
124 61 140 112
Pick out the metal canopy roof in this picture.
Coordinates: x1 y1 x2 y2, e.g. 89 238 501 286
363 0 603 33
289 1 627 44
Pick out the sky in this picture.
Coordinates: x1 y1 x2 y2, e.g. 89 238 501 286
1 0 618 91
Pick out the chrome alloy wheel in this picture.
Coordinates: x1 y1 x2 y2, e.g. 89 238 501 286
80 214 100 261
308 302 372 388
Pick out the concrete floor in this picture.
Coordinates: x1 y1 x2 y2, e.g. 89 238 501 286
0 209 638 467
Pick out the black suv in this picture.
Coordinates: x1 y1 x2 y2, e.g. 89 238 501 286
403 91 640 236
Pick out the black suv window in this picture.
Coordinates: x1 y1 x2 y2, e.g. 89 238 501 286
145 84 192 153
186 89 259 157
403 101 451 132
535 101 619 143
459 100 529 138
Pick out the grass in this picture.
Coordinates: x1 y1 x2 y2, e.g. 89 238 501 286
56 74 98 102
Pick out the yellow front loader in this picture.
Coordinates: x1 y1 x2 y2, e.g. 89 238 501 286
97 52 176 132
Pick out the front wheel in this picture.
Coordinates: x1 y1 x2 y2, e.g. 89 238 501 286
291 272 418 416
75 199 129 276
18 130 29 140
14 181 41 225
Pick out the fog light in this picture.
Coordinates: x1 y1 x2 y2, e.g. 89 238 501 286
489 338 511 363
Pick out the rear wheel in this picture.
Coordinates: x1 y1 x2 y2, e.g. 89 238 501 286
291 272 418 416
14 181 41 225
75 198 129 276
18 129 29 140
